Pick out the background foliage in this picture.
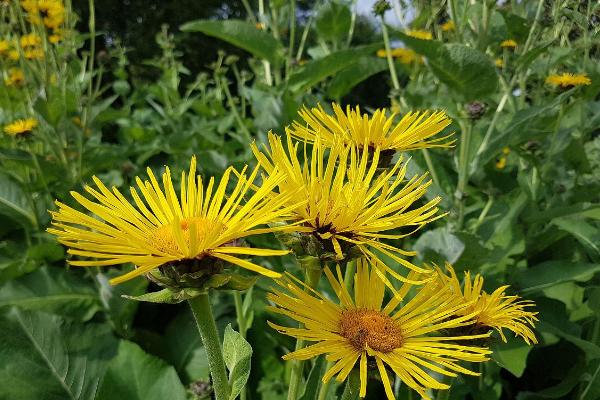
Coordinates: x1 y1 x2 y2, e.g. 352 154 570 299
1 0 600 399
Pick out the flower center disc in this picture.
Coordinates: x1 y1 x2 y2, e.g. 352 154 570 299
339 309 403 353
150 217 223 255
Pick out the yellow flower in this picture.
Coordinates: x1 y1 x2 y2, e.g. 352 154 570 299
495 156 507 169
24 47 44 60
20 33 42 48
440 20 455 32
252 133 443 286
8 49 20 60
500 39 517 49
49 33 61 43
48 156 301 285
494 58 503 68
0 39 9 54
255 22 266 30
3 118 38 136
287 103 454 152
4 68 25 86
438 263 538 345
406 29 433 40
376 48 422 65
502 147 510 155
268 259 492 400
545 72 591 88
39 0 65 29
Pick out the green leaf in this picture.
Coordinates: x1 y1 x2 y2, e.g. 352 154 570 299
0 173 37 227
427 43 498 100
223 324 253 400
0 308 117 400
491 337 532 377
499 12 530 43
516 261 600 293
299 356 325 400
0 267 101 321
327 57 389 99
180 19 284 64
314 2 352 42
123 288 192 304
286 43 383 93
538 321 600 360
551 217 600 257
97 340 187 400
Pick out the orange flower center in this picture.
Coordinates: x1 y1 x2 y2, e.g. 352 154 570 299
339 309 403 353
150 217 224 255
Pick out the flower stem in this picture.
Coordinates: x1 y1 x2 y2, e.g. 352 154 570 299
340 369 360 400
380 16 401 92
189 293 231 400
233 291 248 400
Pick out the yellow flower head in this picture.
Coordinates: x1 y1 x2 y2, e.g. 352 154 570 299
494 58 504 68
545 73 591 88
8 49 20 61
500 39 517 49
406 29 433 40
49 33 61 43
376 48 422 65
4 68 25 86
438 263 538 345
495 156 507 170
0 39 9 54
255 22 266 30
268 259 491 400
252 133 443 286
20 33 42 48
24 47 44 60
48 156 301 285
440 20 455 32
39 0 65 29
3 118 38 136
287 103 454 152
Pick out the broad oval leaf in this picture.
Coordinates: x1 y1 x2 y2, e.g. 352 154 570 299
327 57 389 99
180 19 284 65
0 266 101 321
0 309 117 400
97 340 187 400
315 2 352 42
287 43 383 93
0 173 37 227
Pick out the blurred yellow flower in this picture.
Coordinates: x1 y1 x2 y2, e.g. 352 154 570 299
494 58 504 68
8 49 20 60
268 259 491 400
21 0 65 29
287 103 454 152
252 133 442 286
4 68 25 86
495 156 507 169
376 47 422 64
255 22 266 30
545 72 591 88
3 118 38 136
24 47 44 60
49 33 61 43
406 29 433 40
440 20 455 32
20 33 42 48
500 39 517 49
437 263 538 345
0 39 9 54
48 156 300 285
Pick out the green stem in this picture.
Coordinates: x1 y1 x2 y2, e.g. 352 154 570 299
189 294 231 400
287 261 322 400
455 119 472 230
380 17 401 91
447 0 462 42
287 0 296 76
422 149 440 186
340 369 360 400
343 259 356 292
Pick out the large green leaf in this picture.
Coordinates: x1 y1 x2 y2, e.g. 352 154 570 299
314 2 352 42
327 57 389 99
392 30 498 99
427 43 498 100
0 173 37 227
516 261 600 293
97 340 187 400
491 337 532 377
0 267 101 322
286 43 383 93
0 309 117 400
180 19 284 65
